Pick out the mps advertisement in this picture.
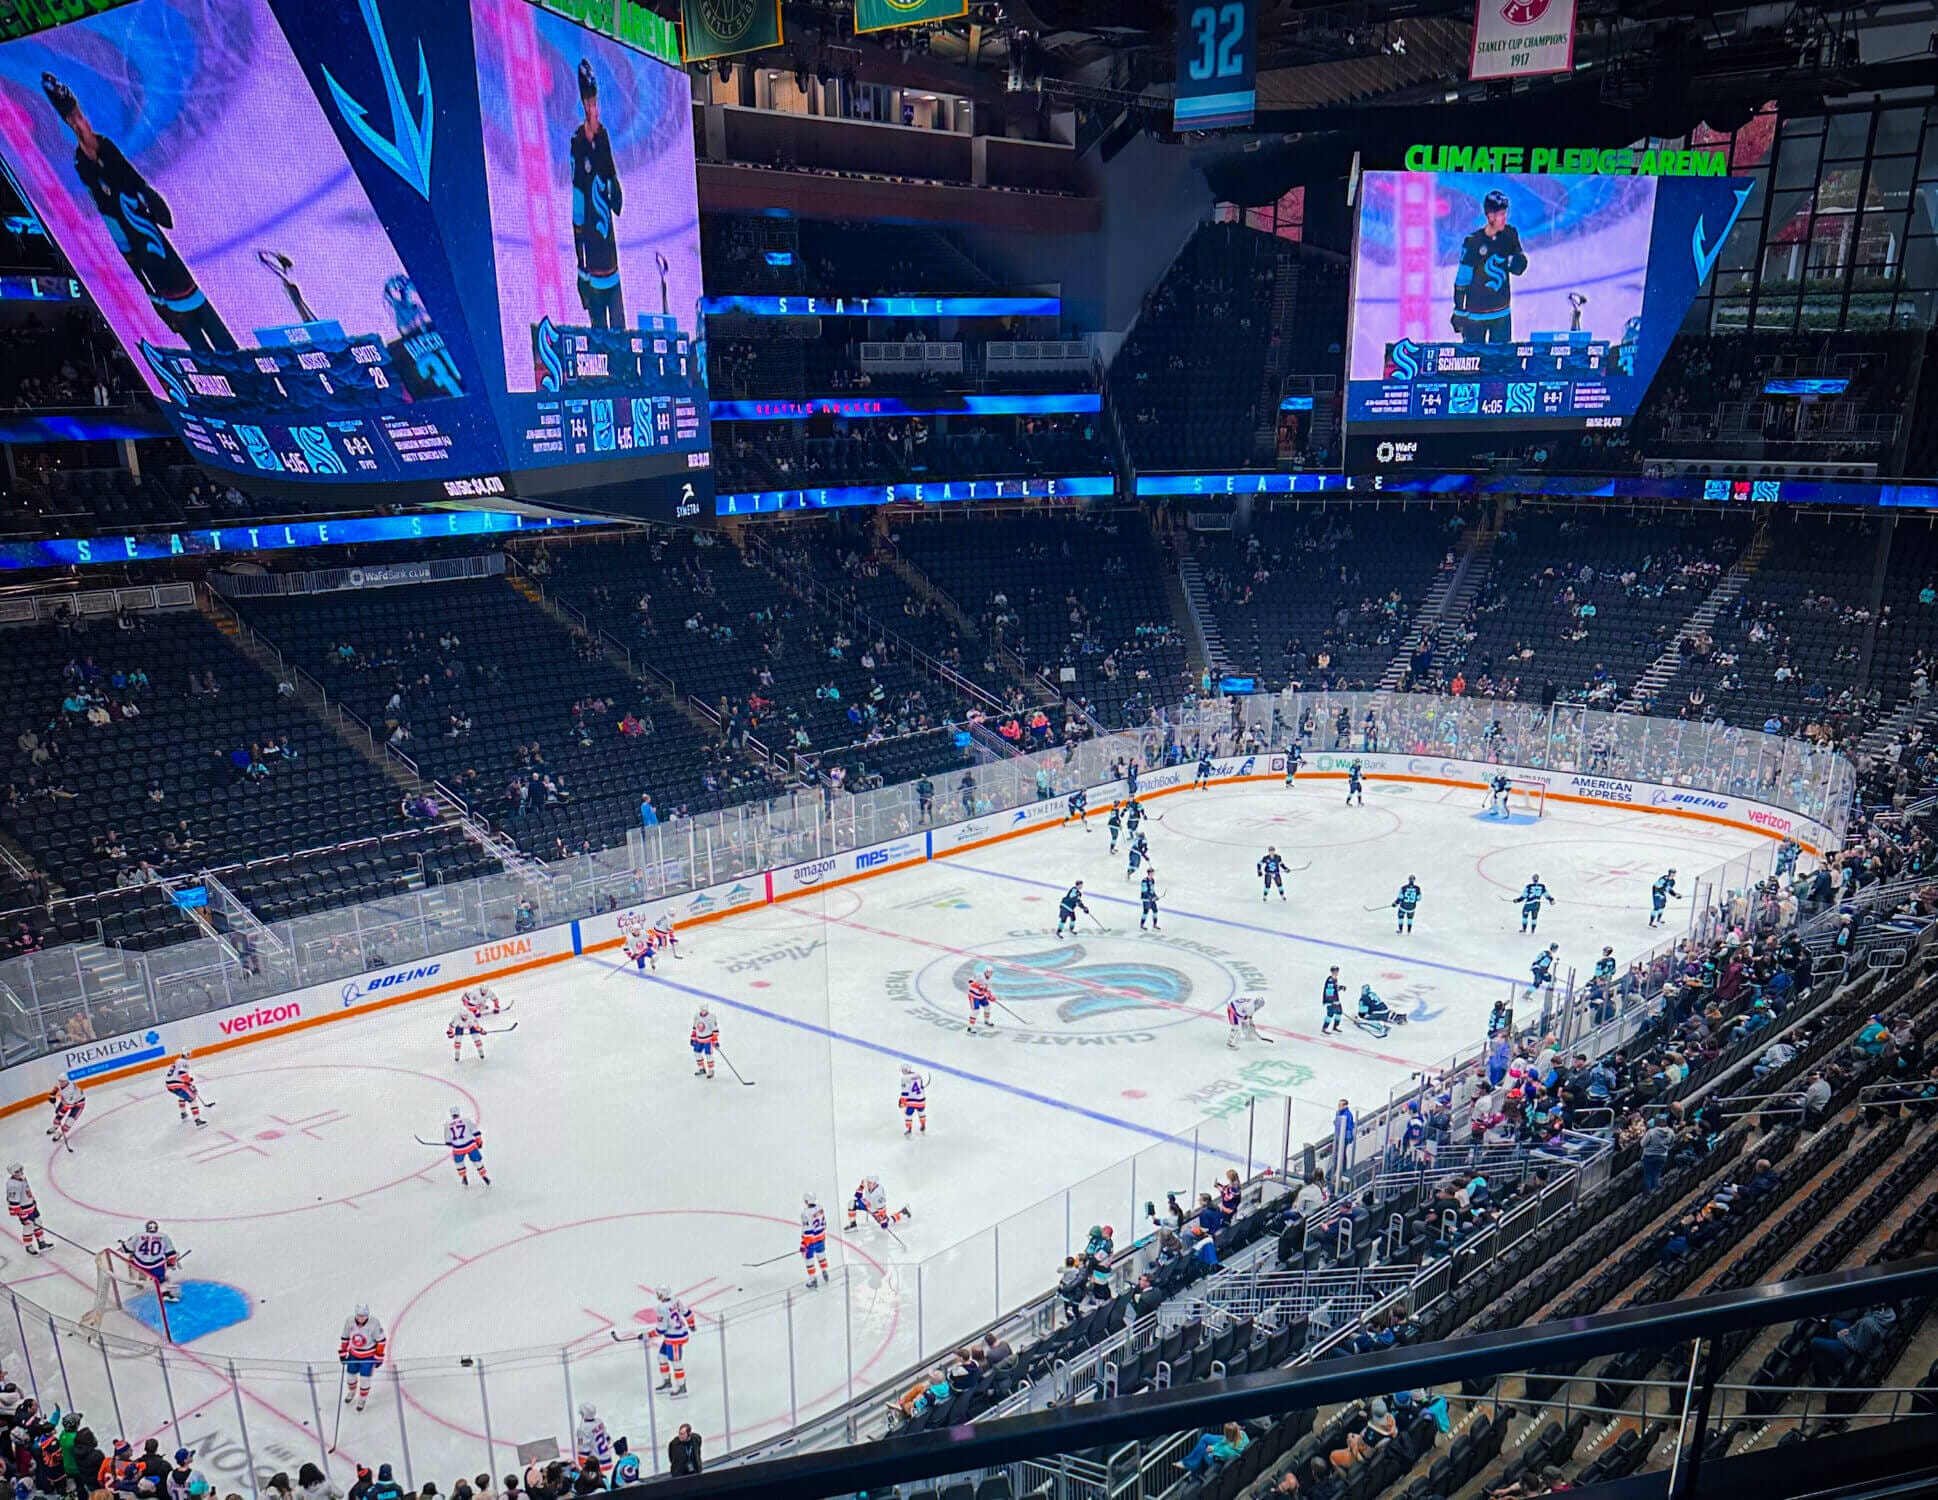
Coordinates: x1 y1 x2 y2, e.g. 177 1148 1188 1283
1346 168 1752 430
0 0 711 510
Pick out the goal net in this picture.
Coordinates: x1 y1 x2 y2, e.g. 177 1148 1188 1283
80 1248 171 1344
1508 781 1548 819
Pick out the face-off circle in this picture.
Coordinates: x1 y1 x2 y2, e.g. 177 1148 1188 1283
49 1064 480 1222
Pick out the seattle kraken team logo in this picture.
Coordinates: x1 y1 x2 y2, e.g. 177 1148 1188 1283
954 947 1194 1025
536 317 566 394
892 932 1268 1044
1388 339 1422 382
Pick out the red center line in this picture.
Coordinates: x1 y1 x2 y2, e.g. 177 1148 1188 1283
801 907 1419 1068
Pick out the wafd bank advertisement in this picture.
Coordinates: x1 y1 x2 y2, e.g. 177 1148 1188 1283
1347 167 1753 430
0 0 711 511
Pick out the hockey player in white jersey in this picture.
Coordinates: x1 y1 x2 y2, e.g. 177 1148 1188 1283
652 913 681 959
897 1065 927 1136
164 1053 207 1127
624 926 658 972
1226 995 1265 1049
654 1287 692 1397
447 1009 486 1061
47 1077 84 1145
121 1219 182 1302
338 1305 387 1411
574 1403 613 1472
800 1192 830 1288
444 1107 490 1186
6 1165 48 1256
845 1175 911 1232
690 1005 719 1079
461 984 508 1018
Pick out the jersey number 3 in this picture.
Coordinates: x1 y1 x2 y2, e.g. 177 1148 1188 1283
1187 3 1247 80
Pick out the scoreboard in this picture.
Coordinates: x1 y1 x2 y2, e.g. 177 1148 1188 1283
1359 330 1630 423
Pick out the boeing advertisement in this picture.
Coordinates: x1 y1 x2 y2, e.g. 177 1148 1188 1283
0 0 711 518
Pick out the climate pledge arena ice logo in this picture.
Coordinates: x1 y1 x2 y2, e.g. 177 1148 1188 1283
890 932 1266 1045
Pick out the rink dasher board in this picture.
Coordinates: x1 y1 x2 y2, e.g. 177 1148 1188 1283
0 754 1831 1113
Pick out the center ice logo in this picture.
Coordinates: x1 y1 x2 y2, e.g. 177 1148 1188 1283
955 947 1193 1025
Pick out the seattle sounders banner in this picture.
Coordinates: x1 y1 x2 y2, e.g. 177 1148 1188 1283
855 0 967 30
680 0 782 59
1470 0 1577 79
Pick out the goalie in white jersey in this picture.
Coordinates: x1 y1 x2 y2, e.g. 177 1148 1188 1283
338 1304 387 1411
122 1219 182 1301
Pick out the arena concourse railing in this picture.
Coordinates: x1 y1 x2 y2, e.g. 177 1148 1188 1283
0 695 1858 1486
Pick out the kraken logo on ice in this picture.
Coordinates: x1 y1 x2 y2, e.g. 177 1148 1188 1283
891 932 1267 1044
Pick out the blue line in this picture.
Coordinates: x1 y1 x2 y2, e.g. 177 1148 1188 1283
952 863 1523 986
609 962 1193 1147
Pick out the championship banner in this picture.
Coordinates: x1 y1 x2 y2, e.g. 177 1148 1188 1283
679 0 782 60
1469 0 1577 79
855 0 967 31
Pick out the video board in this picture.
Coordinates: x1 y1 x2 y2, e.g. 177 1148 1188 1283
1346 169 1752 431
0 0 710 517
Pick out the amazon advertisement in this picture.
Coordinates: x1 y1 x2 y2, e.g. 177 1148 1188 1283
1345 168 1754 432
0 0 711 516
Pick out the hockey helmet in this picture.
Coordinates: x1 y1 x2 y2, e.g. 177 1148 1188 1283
144 1219 159 1232
1483 189 1510 214
354 1304 371 1321
655 1285 671 1300
40 73 77 119
450 1106 462 1119
900 1064 913 1075
579 1403 596 1421
577 58 598 99
803 1191 817 1206
6 1164 20 1177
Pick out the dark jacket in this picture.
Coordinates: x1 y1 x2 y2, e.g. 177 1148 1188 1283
667 1433 702 1477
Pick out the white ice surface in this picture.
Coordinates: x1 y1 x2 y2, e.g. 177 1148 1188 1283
0 779 1770 1484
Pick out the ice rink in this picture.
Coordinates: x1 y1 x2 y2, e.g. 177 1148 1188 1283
0 777 1777 1483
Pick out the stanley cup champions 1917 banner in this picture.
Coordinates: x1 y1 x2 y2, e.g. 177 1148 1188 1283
1469 0 1577 79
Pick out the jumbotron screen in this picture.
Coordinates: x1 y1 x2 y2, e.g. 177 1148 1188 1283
1346 169 1752 432
0 0 711 516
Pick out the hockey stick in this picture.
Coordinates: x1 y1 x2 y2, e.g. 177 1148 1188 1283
740 1249 799 1269
991 998 1029 1025
716 1048 756 1086
1285 861 1312 873
413 1135 446 1148
1362 902 1391 912
1085 909 1110 933
609 1328 649 1342
878 1221 908 1251
483 1023 519 1034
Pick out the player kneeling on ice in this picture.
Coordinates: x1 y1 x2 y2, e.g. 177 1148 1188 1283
574 1403 613 1474
800 1192 830 1287
1355 985 1406 1039
338 1304 386 1412
654 1287 692 1397
443 1106 490 1186
898 1065 928 1135
7 1164 49 1256
165 1052 207 1127
122 1219 183 1303
625 925 659 971
1227 995 1265 1048
448 1009 486 1061
690 1005 719 1079
846 1175 911 1232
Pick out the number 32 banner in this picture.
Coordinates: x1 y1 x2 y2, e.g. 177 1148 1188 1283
1174 0 1255 131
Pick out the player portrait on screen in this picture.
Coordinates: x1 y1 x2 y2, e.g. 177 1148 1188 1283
570 57 626 330
1451 188 1528 345
39 71 237 354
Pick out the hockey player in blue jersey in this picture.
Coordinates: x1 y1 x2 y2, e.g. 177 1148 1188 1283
1392 876 1422 934
570 59 626 330
1056 881 1091 937
1125 797 1146 836
1258 847 1288 901
1138 869 1162 930
1530 942 1559 993
1345 760 1365 806
1486 774 1513 818
1126 831 1150 878
1649 869 1680 928
1064 787 1089 828
1194 749 1216 790
1517 874 1555 933
1284 743 1304 785
1106 802 1124 852
1321 967 1343 1034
